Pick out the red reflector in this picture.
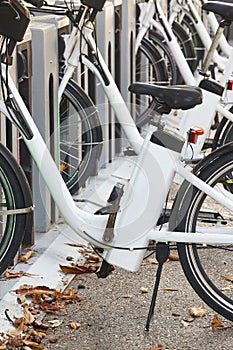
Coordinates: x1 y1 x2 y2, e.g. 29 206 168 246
227 80 233 90
188 127 205 144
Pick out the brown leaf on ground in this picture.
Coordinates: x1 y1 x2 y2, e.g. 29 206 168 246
48 319 63 328
53 288 82 302
140 287 148 293
161 287 178 291
5 270 38 279
221 276 233 290
183 317 194 323
148 258 158 264
19 250 35 262
222 275 233 282
222 284 233 291
23 339 44 349
211 314 232 329
17 294 26 304
59 264 98 274
39 301 62 313
7 328 24 337
12 285 56 295
168 253 179 261
69 322 80 329
23 305 35 324
29 328 47 338
188 306 206 317
84 252 101 263
150 345 163 350
65 243 87 248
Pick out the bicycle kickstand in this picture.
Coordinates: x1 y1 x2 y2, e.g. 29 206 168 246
145 242 170 331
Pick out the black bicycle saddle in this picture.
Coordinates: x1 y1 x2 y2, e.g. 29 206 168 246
128 83 203 111
202 1 233 22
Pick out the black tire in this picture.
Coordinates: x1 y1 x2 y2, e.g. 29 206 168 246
135 37 169 127
170 143 233 320
59 77 103 194
0 143 33 275
180 15 205 67
148 21 196 85
148 30 178 85
171 21 197 84
212 107 233 150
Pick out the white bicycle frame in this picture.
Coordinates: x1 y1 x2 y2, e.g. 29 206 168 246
136 0 233 160
2 12 233 274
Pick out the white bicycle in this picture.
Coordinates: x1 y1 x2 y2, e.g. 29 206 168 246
136 0 233 163
2 0 233 330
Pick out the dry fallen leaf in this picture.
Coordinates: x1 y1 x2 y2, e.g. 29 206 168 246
65 243 87 248
39 301 62 313
212 314 224 328
188 306 206 317
30 329 46 338
23 340 44 349
150 345 163 350
161 287 178 291
17 294 26 304
122 294 133 298
211 314 232 329
7 328 23 337
19 250 35 262
222 275 233 282
181 320 190 327
183 317 194 323
148 258 158 264
69 322 80 329
48 319 63 328
59 264 98 274
5 270 38 279
168 253 179 261
12 285 56 295
222 284 233 291
140 287 148 293
84 252 101 262
23 304 35 324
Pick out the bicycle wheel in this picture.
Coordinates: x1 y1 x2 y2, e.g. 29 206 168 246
59 77 103 194
172 21 197 83
170 143 233 320
148 30 178 85
135 37 169 127
212 108 233 150
148 21 196 85
0 143 33 275
180 15 205 67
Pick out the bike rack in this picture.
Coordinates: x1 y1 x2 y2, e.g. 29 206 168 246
96 1 116 165
29 20 59 233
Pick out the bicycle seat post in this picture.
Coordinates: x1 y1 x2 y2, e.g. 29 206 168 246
201 19 230 75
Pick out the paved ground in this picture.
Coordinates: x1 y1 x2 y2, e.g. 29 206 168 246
1 158 233 349
41 250 233 350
